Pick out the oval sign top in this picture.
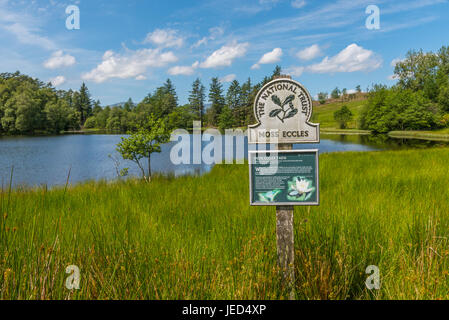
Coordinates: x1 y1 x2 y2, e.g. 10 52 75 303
248 78 319 144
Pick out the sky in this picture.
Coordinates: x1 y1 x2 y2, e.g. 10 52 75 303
0 0 448 105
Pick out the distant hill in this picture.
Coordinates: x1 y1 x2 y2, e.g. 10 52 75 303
311 96 368 129
312 92 368 107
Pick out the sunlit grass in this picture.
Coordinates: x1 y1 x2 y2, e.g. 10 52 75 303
312 99 368 129
389 130 449 141
2 148 449 300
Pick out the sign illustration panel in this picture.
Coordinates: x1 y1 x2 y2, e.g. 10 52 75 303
249 150 319 206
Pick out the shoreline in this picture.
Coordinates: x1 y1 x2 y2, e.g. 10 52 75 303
388 130 449 142
320 128 371 135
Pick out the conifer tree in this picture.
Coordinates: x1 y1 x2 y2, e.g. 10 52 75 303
188 78 206 123
208 77 225 127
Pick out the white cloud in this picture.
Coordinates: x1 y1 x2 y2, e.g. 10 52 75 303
291 0 306 9
50 76 66 86
168 61 199 76
259 48 282 64
200 42 249 69
220 74 236 83
3 22 56 50
287 66 305 77
388 74 399 81
43 51 76 69
297 44 322 61
135 75 147 81
144 29 184 48
383 0 446 14
252 48 283 69
0 2 57 50
193 27 224 48
307 44 382 74
236 0 281 14
391 58 405 67
82 49 178 83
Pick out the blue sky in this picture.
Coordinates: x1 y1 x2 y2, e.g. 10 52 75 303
0 0 448 105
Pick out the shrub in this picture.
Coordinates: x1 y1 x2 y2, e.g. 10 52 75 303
83 116 97 129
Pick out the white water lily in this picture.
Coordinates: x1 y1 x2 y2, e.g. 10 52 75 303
289 178 313 196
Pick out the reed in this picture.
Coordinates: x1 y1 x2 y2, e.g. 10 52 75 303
1 148 449 300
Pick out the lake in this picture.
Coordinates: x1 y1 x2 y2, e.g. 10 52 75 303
0 133 448 188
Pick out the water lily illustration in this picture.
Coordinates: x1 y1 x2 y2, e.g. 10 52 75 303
258 189 282 203
287 177 315 201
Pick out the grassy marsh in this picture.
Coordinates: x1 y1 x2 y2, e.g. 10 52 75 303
1 148 449 300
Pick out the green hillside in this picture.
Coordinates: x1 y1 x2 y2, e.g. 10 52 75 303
312 99 368 131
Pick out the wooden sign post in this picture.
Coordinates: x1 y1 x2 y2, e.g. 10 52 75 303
276 142 295 300
248 75 320 300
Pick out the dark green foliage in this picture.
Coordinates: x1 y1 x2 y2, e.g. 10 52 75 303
137 83 178 121
0 72 82 134
438 83 449 112
318 92 328 105
116 115 170 181
360 86 437 133
167 105 195 131
208 77 226 127
331 87 341 99
188 78 206 122
77 83 92 123
0 66 284 134
224 80 244 129
218 105 235 130
123 98 135 112
238 78 253 126
360 45 449 133
272 65 282 78
333 105 353 129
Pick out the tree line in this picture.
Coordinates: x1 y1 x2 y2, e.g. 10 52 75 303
4 43 446 137
360 45 449 133
0 72 94 135
317 85 363 105
86 66 284 133
0 67 285 136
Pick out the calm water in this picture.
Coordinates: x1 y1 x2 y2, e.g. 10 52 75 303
0 133 448 188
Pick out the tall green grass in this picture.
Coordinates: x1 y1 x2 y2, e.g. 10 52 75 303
2 148 449 300
389 130 449 141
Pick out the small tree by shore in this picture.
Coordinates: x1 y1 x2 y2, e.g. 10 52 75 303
116 116 170 182
334 105 353 129
318 92 328 105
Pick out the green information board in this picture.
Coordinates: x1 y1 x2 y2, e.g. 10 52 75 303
249 150 319 206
